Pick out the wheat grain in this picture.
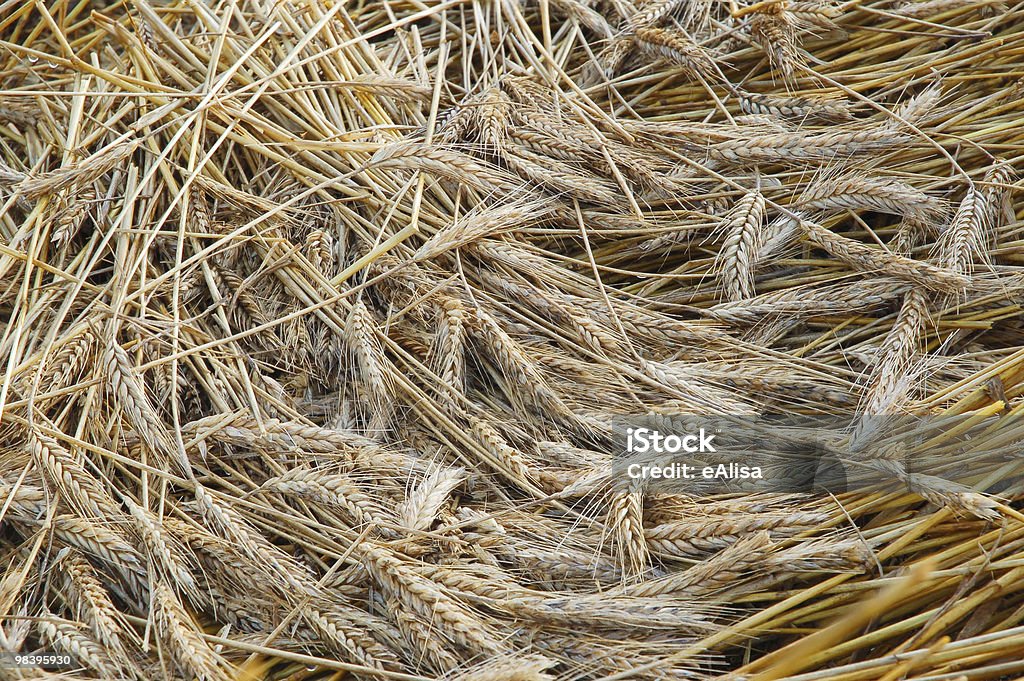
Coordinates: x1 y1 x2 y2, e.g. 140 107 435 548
980 162 1016 229
38 325 96 393
640 359 755 412
706 277 908 324
469 306 576 419
370 143 524 195
413 199 554 262
870 459 1001 522
629 0 687 28
500 146 622 206
470 416 541 491
0 478 47 518
583 36 636 83
341 75 433 101
182 415 417 470
49 185 95 248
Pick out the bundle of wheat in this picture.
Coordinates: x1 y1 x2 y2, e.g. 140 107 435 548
1 0 1024 678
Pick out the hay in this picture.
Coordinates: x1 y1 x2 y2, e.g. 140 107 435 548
1 0 1024 678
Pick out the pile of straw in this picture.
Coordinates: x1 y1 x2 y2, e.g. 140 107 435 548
2 0 1024 678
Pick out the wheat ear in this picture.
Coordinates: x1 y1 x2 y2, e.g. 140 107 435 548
430 295 467 407
736 89 853 123
37 613 120 679
301 601 402 670
193 484 315 594
801 221 970 292
450 654 557 681
103 340 177 468
29 428 116 519
261 467 395 532
850 287 929 451
154 581 233 681
717 188 767 301
633 26 719 82
608 482 650 583
124 498 200 601
63 550 136 669
398 466 466 532
386 595 462 673
361 544 503 655
344 300 396 427
621 531 774 598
